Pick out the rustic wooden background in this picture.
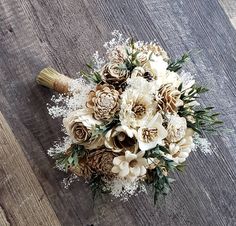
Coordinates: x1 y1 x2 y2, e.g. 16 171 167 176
0 0 236 225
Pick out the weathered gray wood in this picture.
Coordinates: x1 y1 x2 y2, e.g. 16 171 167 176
0 112 61 226
0 206 10 226
220 0 236 28
0 0 236 225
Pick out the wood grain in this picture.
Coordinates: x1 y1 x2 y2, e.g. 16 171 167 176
0 206 10 226
0 112 61 226
0 0 236 225
220 0 236 28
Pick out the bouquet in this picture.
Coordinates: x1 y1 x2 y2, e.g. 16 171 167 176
37 31 222 203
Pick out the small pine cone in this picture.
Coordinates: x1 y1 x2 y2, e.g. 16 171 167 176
87 148 117 176
119 82 128 92
143 72 153 82
157 84 182 113
70 160 93 179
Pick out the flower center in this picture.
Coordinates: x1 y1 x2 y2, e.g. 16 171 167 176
132 104 146 118
114 132 136 149
100 94 115 108
142 128 158 142
74 124 90 142
129 159 138 168
117 132 126 142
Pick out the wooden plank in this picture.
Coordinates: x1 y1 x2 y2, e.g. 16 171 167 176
219 0 236 28
0 112 61 226
0 0 236 225
0 206 10 226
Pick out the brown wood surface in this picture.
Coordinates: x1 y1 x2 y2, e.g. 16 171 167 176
0 0 236 225
0 112 61 226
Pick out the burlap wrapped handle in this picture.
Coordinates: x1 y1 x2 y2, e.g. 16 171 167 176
36 67 74 93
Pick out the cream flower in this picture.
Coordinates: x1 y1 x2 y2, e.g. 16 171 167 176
137 113 168 151
108 45 128 64
105 125 138 153
144 54 168 80
156 84 183 113
119 77 156 128
131 66 145 77
166 115 187 143
111 151 147 182
163 129 194 164
163 71 181 88
63 109 104 149
136 52 148 65
100 63 129 85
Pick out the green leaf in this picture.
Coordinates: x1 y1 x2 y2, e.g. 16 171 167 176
89 174 110 201
159 146 170 154
178 83 183 91
54 144 86 172
68 156 74 164
167 52 190 72
176 163 186 172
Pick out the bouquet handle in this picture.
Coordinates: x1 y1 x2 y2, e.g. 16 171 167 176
36 67 74 94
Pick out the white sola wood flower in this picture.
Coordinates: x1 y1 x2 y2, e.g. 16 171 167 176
63 109 104 149
111 151 147 182
104 125 138 153
166 115 187 143
164 128 194 164
119 77 156 129
137 113 168 151
144 54 168 79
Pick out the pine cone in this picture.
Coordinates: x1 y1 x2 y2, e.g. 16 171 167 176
87 148 117 176
157 84 182 113
86 84 120 121
69 160 93 179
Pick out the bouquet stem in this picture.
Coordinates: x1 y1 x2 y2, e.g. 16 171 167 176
36 67 74 93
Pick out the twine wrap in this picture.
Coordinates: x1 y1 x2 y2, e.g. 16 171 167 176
36 67 74 93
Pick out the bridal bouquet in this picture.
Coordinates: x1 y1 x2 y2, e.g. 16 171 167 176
37 31 221 203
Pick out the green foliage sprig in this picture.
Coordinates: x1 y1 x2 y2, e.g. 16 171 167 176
145 145 178 204
118 38 143 71
80 63 102 83
179 84 223 134
167 52 190 72
92 117 120 138
54 144 86 172
89 174 111 200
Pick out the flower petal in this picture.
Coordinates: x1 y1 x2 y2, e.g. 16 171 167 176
119 161 129 170
113 156 125 165
137 151 145 158
111 166 120 173
119 165 129 177
139 166 147 176
130 166 140 177
178 152 189 159
125 151 137 162
128 175 137 182
137 158 147 166
139 139 159 151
